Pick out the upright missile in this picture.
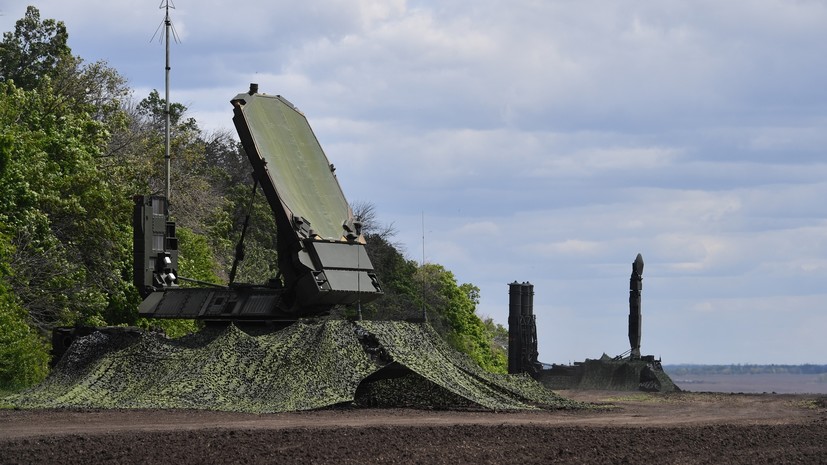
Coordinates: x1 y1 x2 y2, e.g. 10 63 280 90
628 253 644 359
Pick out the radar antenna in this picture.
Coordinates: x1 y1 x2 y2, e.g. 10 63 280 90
151 1 181 208
420 211 428 322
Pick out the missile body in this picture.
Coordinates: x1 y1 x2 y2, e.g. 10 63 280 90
628 253 644 359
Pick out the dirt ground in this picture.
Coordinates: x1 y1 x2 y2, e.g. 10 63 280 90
1 391 825 464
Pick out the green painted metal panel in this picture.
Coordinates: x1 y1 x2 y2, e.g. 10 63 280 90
235 93 351 241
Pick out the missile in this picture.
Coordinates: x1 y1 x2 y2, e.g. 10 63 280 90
628 253 643 359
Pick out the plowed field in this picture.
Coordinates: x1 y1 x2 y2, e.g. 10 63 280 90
2 391 825 464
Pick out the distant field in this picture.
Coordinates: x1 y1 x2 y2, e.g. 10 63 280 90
664 372 827 394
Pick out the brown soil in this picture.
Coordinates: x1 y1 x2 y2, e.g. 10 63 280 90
1 391 825 464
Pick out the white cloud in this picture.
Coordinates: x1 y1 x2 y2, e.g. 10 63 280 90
455 221 501 236
655 234 733 273
533 146 680 178
535 239 606 257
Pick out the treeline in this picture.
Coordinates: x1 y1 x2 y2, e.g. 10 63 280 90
0 7 507 391
664 365 827 376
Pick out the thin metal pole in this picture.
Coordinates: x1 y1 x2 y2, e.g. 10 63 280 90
163 1 171 205
421 211 427 322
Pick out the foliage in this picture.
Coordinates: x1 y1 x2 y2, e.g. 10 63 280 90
417 264 507 373
0 291 50 389
0 77 133 330
355 201 507 373
0 234 49 389
176 226 221 285
359 232 420 320
203 131 252 189
483 316 509 363
136 89 197 132
0 6 71 90
217 182 279 284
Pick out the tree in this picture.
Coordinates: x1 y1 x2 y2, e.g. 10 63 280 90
357 232 419 320
203 130 251 190
0 291 50 389
349 202 419 320
176 226 222 285
0 7 136 331
206 165 277 284
352 200 397 239
136 89 197 133
353 202 506 373
0 6 71 90
51 57 130 126
0 233 49 390
417 264 506 373
0 79 134 330
483 317 509 364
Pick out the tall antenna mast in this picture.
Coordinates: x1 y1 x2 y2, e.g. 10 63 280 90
163 1 172 204
153 0 180 207
421 211 427 322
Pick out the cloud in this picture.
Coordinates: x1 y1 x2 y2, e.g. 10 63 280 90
532 146 681 178
533 239 606 257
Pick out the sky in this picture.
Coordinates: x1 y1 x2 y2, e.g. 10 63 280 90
2 0 826 364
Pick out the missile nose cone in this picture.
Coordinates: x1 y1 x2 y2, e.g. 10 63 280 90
633 253 644 275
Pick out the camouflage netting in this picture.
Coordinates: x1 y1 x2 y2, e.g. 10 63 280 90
539 354 680 392
7 320 579 413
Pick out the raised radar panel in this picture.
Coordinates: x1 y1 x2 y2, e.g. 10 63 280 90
138 85 382 321
231 84 382 310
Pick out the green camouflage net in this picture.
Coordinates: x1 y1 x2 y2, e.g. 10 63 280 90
8 320 579 413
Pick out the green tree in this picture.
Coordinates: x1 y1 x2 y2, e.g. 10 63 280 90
417 264 506 373
136 89 196 132
352 202 506 373
204 130 252 189
358 232 419 320
176 226 221 285
0 6 71 90
350 201 420 320
110 90 229 240
0 6 137 332
483 317 509 367
0 233 50 390
213 181 279 284
0 293 49 389
0 79 133 329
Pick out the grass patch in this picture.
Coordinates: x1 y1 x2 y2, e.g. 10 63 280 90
0 386 25 409
793 398 827 410
795 400 819 410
